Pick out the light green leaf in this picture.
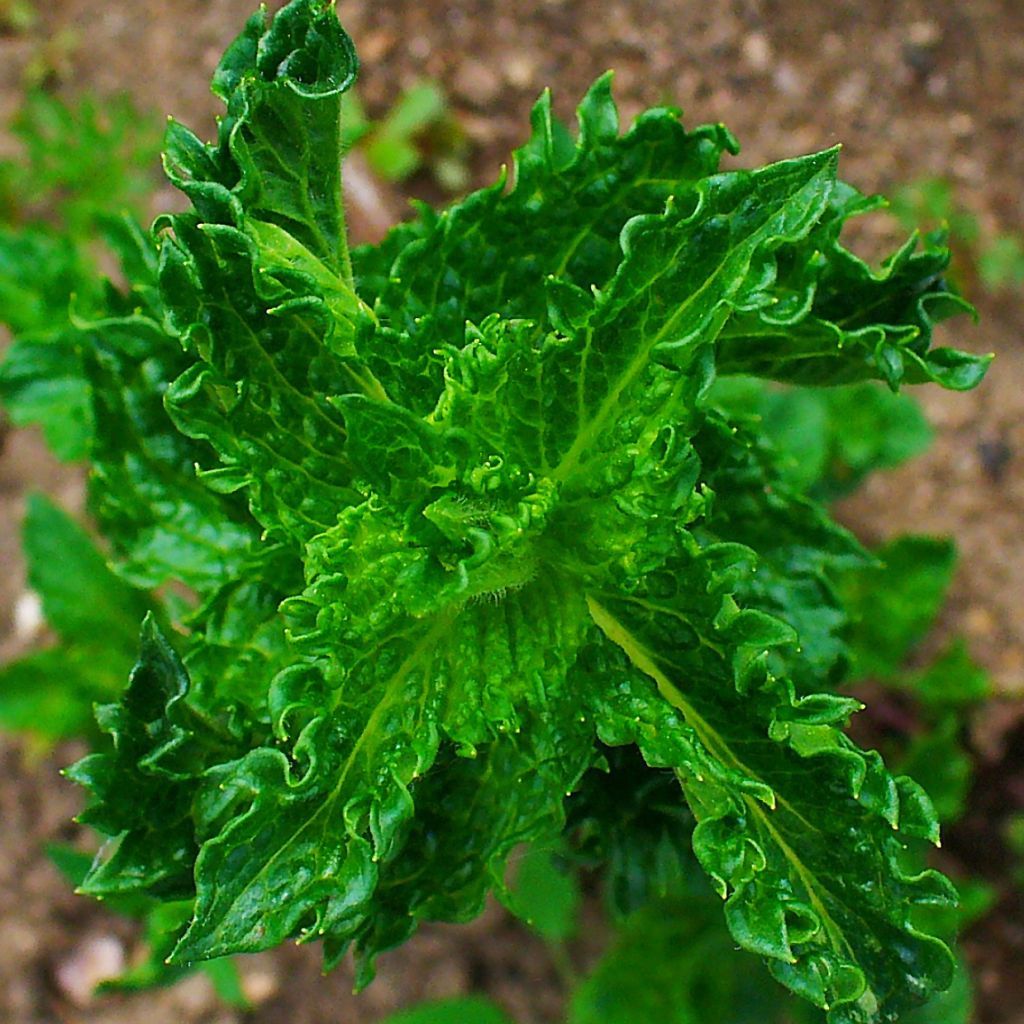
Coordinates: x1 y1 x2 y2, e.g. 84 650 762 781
902 639 990 709
22 493 149 651
507 841 581 942
381 997 514 1024
0 646 121 738
841 536 957 679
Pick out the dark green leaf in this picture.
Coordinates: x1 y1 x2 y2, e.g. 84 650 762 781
71 617 241 903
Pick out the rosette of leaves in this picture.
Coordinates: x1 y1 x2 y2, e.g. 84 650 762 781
0 1 992 1021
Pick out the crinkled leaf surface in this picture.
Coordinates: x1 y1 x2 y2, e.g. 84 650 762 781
40 1 993 1021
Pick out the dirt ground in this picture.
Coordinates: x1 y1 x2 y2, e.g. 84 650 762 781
1 1 1022 1022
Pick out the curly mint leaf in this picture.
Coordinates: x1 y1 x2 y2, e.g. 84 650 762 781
173 575 593 970
157 1 373 541
584 589 956 1023
355 76 739 412
81 219 261 594
28 2 988 1021
717 185 991 390
71 616 241 902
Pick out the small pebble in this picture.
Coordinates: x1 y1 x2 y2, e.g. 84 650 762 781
359 29 395 64
907 20 942 48
773 62 802 96
504 52 537 90
742 32 773 73
834 72 869 113
948 111 975 137
964 606 997 638
13 590 43 639
997 647 1024 689
453 59 503 108
54 934 125 1005
168 972 219 1016
977 437 1012 482
241 967 280 1005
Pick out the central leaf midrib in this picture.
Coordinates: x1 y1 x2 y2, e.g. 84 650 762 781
585 595 855 966
550 180 813 487
184 609 456 954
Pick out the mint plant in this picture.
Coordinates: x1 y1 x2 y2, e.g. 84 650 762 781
0 1 993 1021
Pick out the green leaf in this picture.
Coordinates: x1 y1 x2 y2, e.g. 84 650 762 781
0 227 95 460
47 844 95 888
199 958 249 1009
0 90 161 232
0 494 154 740
715 184 989 391
583 574 956 1023
71 616 241 903
820 384 933 488
900 955 973 1024
567 745 699 917
708 378 934 496
898 715 972 823
81 220 261 594
901 639 990 710
157 1 373 542
361 81 448 183
354 74 739 414
569 895 822 1024
173 575 594 974
22 493 149 651
841 537 957 679
507 841 581 942
0 646 121 738
380 997 514 1024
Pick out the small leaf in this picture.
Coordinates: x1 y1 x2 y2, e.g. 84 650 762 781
841 536 957 679
507 841 581 942
23 493 150 652
380 997 514 1024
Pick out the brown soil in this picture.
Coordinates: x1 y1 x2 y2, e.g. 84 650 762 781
1 1 1022 1022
